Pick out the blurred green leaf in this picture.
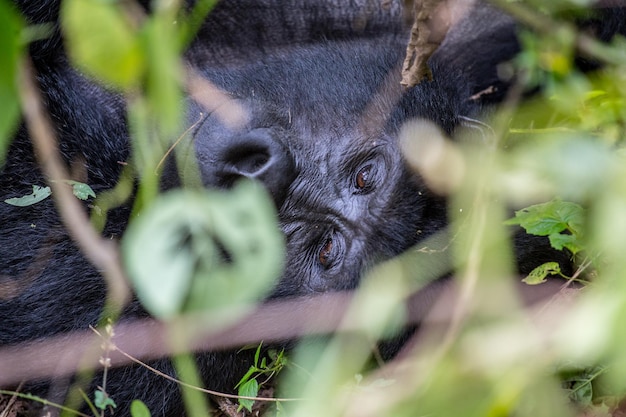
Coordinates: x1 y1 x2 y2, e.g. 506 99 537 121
0 0 23 165
560 366 607 406
61 0 145 89
523 261 562 285
141 12 183 134
178 0 218 48
130 400 152 417
123 180 284 319
4 185 51 206
515 27 575 89
94 389 116 410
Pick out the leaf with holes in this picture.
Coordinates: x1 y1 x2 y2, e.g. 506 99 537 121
4 185 51 207
122 180 284 319
522 262 562 285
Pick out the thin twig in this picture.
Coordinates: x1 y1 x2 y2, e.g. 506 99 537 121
401 0 446 87
17 57 130 314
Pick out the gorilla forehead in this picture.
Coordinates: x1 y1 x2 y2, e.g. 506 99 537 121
191 34 406 131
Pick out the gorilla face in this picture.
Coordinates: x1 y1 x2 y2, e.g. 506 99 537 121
181 35 473 297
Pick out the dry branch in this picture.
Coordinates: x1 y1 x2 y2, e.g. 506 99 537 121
0 279 570 387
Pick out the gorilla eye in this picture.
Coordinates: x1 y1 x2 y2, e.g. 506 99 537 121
354 163 377 194
356 165 371 189
319 237 333 267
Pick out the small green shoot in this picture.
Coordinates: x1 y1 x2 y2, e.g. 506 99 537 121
94 389 116 412
235 344 288 412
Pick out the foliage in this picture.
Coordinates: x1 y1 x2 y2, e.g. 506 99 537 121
62 0 145 89
3 181 96 207
130 400 151 417
2 0 626 417
4 185 51 206
235 344 288 412
122 181 283 320
505 199 585 255
94 390 116 412
505 199 585 283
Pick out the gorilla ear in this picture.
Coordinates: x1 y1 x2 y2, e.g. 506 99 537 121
431 3 519 105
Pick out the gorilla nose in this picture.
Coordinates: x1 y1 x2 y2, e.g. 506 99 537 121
213 129 297 207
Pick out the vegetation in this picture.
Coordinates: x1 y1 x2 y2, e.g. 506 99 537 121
1 0 626 416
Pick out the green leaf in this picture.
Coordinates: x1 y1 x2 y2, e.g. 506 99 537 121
561 367 606 407
122 180 284 319
52 179 96 200
0 0 23 165
130 400 152 417
94 389 117 410
505 199 585 254
271 348 287 368
548 233 583 255
61 0 145 89
237 379 259 412
505 199 584 236
569 378 594 406
522 262 562 285
67 180 96 200
4 185 51 206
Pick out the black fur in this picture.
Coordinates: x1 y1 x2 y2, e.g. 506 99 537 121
2 1 624 415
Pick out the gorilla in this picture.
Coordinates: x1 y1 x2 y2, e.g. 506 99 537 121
1 1 623 416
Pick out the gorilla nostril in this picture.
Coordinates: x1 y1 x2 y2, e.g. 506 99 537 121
225 147 271 177
207 128 297 207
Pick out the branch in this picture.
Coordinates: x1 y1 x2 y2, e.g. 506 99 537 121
0 279 569 386
17 58 130 314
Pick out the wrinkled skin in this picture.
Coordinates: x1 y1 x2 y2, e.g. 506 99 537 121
2 1 624 415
